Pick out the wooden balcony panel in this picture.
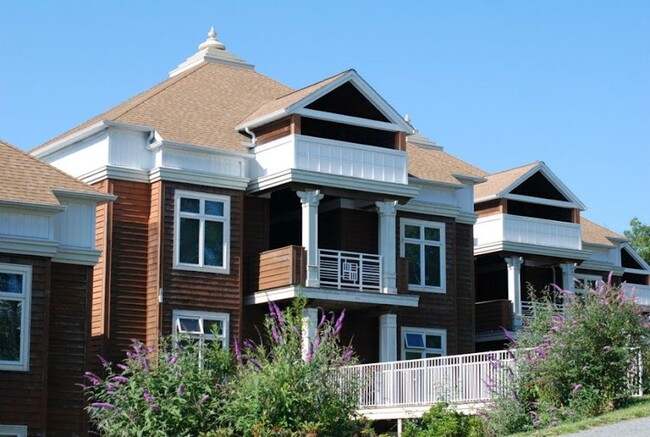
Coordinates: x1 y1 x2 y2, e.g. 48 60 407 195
249 245 305 292
475 299 512 333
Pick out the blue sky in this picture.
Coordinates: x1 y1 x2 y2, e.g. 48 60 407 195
1 1 648 234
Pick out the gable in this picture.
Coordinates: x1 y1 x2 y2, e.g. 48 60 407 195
305 82 390 122
621 245 649 270
510 170 570 202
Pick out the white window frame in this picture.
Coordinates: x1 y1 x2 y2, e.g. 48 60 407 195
172 310 230 360
401 327 447 360
0 425 28 437
0 263 32 372
400 218 446 293
575 274 602 290
173 190 230 274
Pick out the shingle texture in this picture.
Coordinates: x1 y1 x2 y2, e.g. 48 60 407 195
1 139 100 206
407 143 487 183
474 162 539 200
581 217 625 246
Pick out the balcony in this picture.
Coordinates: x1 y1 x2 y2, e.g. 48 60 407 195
474 214 583 256
626 283 650 306
251 135 410 193
475 300 512 334
246 246 418 307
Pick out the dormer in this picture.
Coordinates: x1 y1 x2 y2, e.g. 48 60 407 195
240 70 419 199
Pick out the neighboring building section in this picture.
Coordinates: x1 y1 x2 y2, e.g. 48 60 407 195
0 140 113 436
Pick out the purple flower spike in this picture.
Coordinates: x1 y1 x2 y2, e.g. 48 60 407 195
84 371 101 385
177 383 185 396
90 402 115 409
112 375 129 384
234 339 242 363
200 394 210 404
572 384 584 396
292 326 301 338
341 348 354 364
144 391 153 403
271 325 281 344
116 363 128 371
334 309 346 334
97 355 110 367
306 342 314 363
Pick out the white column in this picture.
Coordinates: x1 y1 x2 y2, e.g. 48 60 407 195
379 313 397 362
297 190 323 288
505 256 524 329
302 307 318 360
560 263 576 293
376 200 398 294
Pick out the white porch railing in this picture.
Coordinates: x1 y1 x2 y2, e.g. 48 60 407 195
474 214 582 251
626 283 650 306
319 249 382 292
342 350 513 410
521 300 564 318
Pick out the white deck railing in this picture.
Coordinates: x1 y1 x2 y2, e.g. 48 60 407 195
342 350 513 409
475 214 582 251
626 283 650 306
521 300 564 318
319 249 382 292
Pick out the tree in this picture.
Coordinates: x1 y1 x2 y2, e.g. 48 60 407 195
624 217 650 265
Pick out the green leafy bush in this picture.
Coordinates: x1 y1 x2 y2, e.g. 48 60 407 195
484 279 649 433
403 403 484 437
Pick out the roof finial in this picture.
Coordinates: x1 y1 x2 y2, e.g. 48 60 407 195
404 114 411 124
199 26 226 51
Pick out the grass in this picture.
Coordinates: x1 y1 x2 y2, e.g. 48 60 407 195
508 395 650 436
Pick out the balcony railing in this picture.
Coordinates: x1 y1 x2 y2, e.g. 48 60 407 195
319 249 382 292
626 283 650 306
475 299 513 333
521 300 564 318
474 214 582 251
253 134 408 184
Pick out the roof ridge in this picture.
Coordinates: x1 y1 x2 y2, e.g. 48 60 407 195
274 69 351 102
486 161 540 177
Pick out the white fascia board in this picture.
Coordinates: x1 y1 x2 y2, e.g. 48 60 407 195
0 236 59 258
397 201 461 219
408 176 464 190
78 166 150 185
244 285 419 307
234 109 289 132
581 241 617 250
52 189 117 204
577 260 624 275
150 139 253 160
150 168 249 190
52 247 102 266
33 120 155 158
474 241 592 261
452 173 487 185
294 108 403 132
248 168 420 199
503 193 581 209
536 163 586 210
0 200 64 214
474 194 499 204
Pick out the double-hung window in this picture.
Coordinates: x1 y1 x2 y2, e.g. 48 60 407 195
0 263 31 371
173 310 229 360
174 191 230 273
401 219 446 292
401 328 446 360
0 425 28 437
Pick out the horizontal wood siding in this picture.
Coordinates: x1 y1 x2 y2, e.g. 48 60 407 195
107 180 154 362
249 246 305 292
47 263 92 436
339 209 378 254
161 183 244 343
146 181 163 346
396 213 475 356
253 116 292 146
0 254 49 435
475 300 513 333
475 199 504 217
243 196 270 292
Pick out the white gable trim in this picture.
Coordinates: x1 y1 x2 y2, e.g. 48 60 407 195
294 108 403 132
497 162 586 210
621 243 650 271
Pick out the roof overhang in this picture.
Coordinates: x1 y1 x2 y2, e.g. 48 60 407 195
474 241 592 261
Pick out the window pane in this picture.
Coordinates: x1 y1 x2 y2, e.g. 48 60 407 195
424 245 441 287
405 351 422 360
424 227 440 242
0 300 22 361
404 224 420 239
178 317 201 333
180 197 200 213
425 353 442 358
205 201 224 217
179 218 199 264
204 319 222 336
405 243 421 285
404 332 424 348
425 334 442 349
0 273 22 294
204 221 224 267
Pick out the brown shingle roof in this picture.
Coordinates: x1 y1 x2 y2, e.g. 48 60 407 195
1 140 101 206
407 143 487 184
474 162 540 200
581 217 626 246
35 62 293 153
238 70 349 127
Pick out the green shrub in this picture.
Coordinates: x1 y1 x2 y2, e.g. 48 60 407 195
403 403 484 437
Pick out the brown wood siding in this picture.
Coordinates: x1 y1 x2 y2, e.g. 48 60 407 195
47 263 92 436
146 181 163 346
475 199 503 217
0 254 49 435
253 116 292 146
396 213 475 356
106 180 155 362
243 196 270 292
475 300 512 333
249 246 305 292
160 183 244 343
90 179 111 366
339 209 378 254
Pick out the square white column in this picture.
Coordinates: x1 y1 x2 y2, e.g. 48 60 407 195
560 262 576 293
505 256 523 329
302 307 318 360
297 190 323 288
376 201 398 294
379 313 397 362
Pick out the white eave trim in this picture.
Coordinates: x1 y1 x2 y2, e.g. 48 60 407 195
32 120 155 158
408 176 465 190
502 193 581 209
294 108 403 132
148 139 253 160
248 168 420 199
244 285 419 308
150 167 249 190
53 247 102 266
397 201 478 225
0 200 64 214
0 236 60 258
452 173 487 185
577 260 625 276
52 189 117 203
474 241 592 261
622 243 650 270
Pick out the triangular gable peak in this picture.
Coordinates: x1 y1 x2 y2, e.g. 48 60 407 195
499 162 586 210
238 70 414 150
621 244 650 271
